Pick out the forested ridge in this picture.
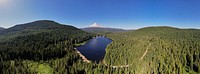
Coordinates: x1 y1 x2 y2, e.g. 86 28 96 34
1 21 200 74
0 20 103 74
0 20 134 74
105 26 200 74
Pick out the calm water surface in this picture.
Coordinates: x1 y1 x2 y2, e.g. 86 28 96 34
76 37 112 63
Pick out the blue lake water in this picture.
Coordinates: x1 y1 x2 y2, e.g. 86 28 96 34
76 37 112 63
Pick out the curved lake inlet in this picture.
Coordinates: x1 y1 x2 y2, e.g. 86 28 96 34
76 37 112 63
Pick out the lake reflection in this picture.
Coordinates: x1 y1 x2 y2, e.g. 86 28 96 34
76 37 112 63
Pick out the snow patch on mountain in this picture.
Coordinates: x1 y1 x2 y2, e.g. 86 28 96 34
89 23 104 28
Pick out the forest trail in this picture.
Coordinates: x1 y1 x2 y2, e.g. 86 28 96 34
103 60 130 68
103 43 152 68
110 65 129 68
139 43 151 60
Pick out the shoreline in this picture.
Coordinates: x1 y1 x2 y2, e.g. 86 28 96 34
74 46 129 68
74 48 91 63
74 41 88 47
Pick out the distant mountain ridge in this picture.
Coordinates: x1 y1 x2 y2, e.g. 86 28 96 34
89 23 104 28
82 27 126 32
0 27 5 30
82 23 126 33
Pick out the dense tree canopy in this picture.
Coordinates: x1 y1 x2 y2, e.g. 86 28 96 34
0 20 99 74
105 26 200 74
1 21 200 74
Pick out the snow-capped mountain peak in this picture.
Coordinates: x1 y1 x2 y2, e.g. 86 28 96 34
89 23 103 28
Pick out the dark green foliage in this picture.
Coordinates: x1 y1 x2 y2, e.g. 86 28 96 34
2 22 200 74
0 20 129 74
0 20 99 74
105 26 200 74
0 20 93 61
0 20 81 41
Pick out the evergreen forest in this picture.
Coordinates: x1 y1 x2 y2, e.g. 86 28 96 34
105 26 200 74
0 20 199 74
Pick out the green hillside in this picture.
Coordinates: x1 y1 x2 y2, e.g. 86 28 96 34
1 22 200 74
105 26 200 74
0 20 97 74
0 20 129 74
0 20 84 41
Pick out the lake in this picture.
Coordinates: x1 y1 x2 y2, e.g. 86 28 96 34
76 37 112 63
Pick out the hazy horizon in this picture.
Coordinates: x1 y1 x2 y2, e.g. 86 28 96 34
1 20 200 30
0 0 200 29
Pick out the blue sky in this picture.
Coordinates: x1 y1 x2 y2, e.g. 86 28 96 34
0 0 200 29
